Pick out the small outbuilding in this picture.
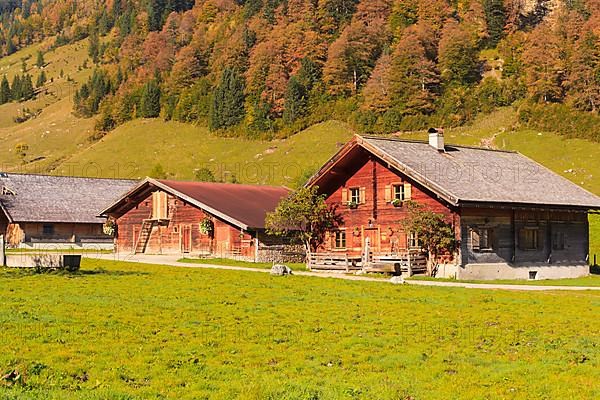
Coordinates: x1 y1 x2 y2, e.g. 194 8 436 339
0 173 136 249
100 178 297 261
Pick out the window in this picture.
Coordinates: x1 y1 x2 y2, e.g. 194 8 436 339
349 188 361 204
408 232 421 249
552 232 565 250
392 184 404 200
519 228 539 251
334 230 346 249
42 224 54 236
386 183 411 203
471 228 494 252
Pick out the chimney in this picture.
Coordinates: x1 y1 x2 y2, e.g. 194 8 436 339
428 128 444 152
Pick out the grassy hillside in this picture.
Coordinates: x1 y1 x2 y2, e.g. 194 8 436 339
0 38 94 172
53 119 354 185
1 259 600 399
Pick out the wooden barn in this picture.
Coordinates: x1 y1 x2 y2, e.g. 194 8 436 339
0 173 136 249
100 178 295 261
306 131 600 280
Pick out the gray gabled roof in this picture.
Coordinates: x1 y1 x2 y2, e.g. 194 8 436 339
0 173 137 224
361 136 600 208
309 135 600 209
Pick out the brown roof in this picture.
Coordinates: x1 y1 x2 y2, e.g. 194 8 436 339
308 135 600 209
0 173 137 224
101 178 291 230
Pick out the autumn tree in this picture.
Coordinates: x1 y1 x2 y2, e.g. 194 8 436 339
388 26 440 115
522 23 563 102
438 20 480 86
565 30 600 112
323 21 387 95
362 53 392 113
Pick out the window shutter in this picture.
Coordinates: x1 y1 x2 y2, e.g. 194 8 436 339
152 192 158 219
404 183 412 200
384 185 391 202
341 188 348 204
360 187 366 204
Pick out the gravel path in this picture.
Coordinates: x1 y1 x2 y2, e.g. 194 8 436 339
85 253 600 292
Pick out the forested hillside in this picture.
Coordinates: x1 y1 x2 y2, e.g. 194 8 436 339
1 0 599 141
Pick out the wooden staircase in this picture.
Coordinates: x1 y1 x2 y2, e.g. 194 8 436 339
134 220 156 254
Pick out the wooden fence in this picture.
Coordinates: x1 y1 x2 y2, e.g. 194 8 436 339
308 250 428 275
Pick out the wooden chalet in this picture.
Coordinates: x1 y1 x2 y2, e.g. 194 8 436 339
100 178 295 261
0 173 136 249
306 131 600 280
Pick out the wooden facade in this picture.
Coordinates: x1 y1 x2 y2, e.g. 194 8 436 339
0 173 135 249
307 134 600 279
312 147 458 273
115 191 256 257
103 179 296 261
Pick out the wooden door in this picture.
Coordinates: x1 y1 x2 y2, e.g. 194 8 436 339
181 225 192 253
363 228 380 256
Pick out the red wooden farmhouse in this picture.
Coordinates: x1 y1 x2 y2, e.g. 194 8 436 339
100 178 294 261
306 130 600 280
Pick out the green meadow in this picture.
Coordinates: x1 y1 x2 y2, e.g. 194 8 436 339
0 259 600 399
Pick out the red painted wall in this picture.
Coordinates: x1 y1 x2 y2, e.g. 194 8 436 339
319 156 458 256
115 192 255 256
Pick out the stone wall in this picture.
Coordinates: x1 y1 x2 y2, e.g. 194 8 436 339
457 262 589 281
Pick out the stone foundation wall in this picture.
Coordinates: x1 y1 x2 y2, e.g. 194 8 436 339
256 245 305 263
457 262 589 281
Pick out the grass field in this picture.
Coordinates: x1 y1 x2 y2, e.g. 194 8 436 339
0 259 600 399
408 273 600 287
178 257 308 271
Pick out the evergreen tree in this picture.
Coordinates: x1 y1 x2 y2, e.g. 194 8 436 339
36 71 47 88
0 75 10 104
147 0 166 31
209 68 245 131
483 0 506 47
11 75 22 100
89 29 100 63
20 74 34 101
36 50 45 68
283 76 307 123
194 167 216 182
139 80 161 118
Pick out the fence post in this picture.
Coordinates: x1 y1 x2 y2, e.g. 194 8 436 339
0 235 5 267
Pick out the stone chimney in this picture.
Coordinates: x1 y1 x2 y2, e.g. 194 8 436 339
428 128 444 152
